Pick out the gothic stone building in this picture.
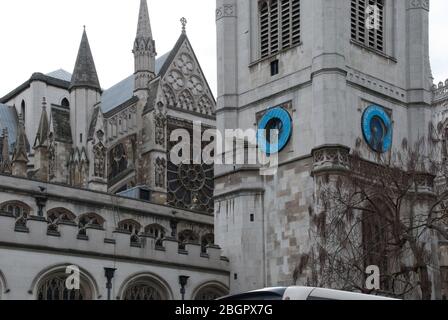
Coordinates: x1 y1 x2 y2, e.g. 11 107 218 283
215 0 448 299
0 0 229 300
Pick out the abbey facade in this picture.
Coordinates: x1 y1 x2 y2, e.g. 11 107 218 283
0 0 228 300
215 0 448 299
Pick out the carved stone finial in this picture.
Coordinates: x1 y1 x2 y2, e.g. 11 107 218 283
180 17 187 34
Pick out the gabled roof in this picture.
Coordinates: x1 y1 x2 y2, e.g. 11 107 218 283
101 51 170 115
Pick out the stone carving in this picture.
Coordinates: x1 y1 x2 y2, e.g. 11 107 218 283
166 70 184 91
198 96 213 115
174 53 195 74
163 85 176 108
93 142 106 178
216 4 236 20
178 90 194 111
154 102 167 146
155 157 166 188
187 76 204 96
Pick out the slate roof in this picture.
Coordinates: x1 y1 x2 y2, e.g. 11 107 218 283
101 51 170 115
0 72 71 104
46 69 72 82
0 103 18 149
70 30 101 92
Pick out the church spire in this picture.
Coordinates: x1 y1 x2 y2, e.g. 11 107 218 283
136 0 152 39
70 28 101 92
133 0 156 92
34 97 49 148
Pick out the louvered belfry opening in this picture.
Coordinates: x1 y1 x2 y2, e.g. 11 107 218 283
259 0 301 59
351 0 384 52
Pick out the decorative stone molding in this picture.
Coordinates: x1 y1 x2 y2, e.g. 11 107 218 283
408 0 430 11
432 79 448 103
216 4 236 21
312 145 351 174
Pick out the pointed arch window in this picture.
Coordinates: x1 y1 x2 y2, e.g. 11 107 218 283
144 224 166 247
122 277 169 300
78 213 105 236
118 219 142 244
21 100 26 123
178 229 199 250
61 98 70 108
259 0 301 59
37 270 93 300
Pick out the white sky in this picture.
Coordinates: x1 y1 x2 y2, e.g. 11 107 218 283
0 0 447 98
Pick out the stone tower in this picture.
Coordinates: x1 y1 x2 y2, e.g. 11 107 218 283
215 0 432 294
69 28 102 187
133 0 156 95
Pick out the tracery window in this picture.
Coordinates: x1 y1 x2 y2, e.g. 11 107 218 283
122 277 168 300
47 208 76 233
37 272 92 300
118 219 141 244
167 123 214 214
259 0 301 59
201 233 215 254
178 229 199 250
108 143 128 180
145 224 166 247
351 0 384 52
61 98 70 108
194 285 228 301
0 201 30 229
78 213 104 236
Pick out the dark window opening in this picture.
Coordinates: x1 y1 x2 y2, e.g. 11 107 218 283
61 98 70 108
271 60 279 76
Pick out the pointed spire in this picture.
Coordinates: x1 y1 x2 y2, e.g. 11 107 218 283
70 28 101 92
136 0 152 39
12 113 29 177
34 97 50 149
133 0 156 91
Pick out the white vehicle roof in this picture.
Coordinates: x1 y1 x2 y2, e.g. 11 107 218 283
283 286 398 300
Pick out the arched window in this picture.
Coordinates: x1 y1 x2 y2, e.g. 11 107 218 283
21 100 26 122
144 224 166 247
178 229 199 250
201 233 215 254
194 283 228 301
78 213 105 236
362 202 391 291
122 276 169 300
61 98 70 108
47 208 76 233
118 219 141 244
0 201 31 229
36 269 93 300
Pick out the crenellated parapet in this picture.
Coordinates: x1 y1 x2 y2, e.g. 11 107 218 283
432 79 448 104
0 212 229 272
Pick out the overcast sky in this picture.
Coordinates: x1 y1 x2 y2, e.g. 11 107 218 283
0 0 447 98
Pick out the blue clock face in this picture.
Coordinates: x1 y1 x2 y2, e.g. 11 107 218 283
257 107 292 154
362 105 392 153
